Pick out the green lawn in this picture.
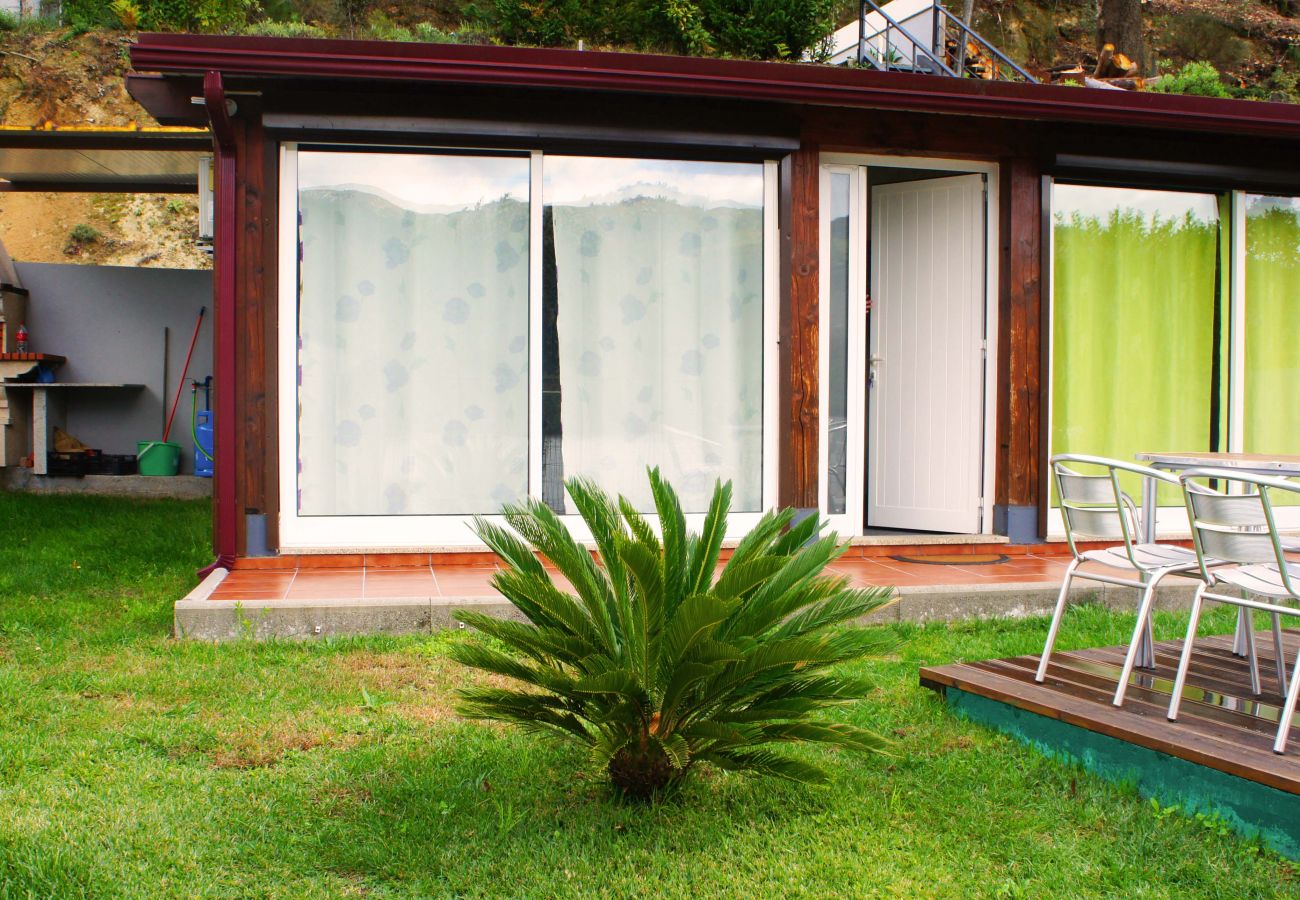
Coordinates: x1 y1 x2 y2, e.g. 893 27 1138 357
0 492 1295 898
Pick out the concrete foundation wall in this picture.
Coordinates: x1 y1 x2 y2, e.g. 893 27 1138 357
14 262 212 474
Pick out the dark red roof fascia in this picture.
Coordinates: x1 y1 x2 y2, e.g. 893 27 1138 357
130 33 1300 140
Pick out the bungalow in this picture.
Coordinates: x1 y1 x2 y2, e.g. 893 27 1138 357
125 34 1300 569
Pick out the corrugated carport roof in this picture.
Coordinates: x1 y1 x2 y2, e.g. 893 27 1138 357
0 127 210 192
126 32 1300 141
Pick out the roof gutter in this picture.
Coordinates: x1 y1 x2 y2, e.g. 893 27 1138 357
130 34 1300 141
200 70 238 574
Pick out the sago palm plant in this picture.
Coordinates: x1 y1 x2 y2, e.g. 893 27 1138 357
450 468 898 798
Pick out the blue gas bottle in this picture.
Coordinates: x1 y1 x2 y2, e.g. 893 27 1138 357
192 377 214 477
194 411 214 477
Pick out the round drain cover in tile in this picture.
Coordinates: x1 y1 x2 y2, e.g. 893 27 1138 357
890 553 1011 566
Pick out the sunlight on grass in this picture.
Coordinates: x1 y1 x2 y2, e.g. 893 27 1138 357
0 492 1294 896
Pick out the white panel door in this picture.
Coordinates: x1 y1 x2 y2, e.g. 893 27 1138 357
868 174 986 532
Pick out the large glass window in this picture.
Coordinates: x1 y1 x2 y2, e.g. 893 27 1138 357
541 157 765 514
285 148 771 544
296 151 530 516
1244 194 1300 456
1051 184 1222 505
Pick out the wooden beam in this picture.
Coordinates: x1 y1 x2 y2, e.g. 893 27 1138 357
126 74 207 127
995 158 1043 519
778 142 819 510
235 108 267 556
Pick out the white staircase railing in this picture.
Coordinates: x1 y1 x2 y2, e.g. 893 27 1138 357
821 0 1037 84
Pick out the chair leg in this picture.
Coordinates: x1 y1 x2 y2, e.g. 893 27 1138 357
1168 584 1207 723
1036 559 1080 683
1274 641 1300 755
1272 612 1288 697
1245 617 1262 696
1233 607 1250 657
1113 571 1168 707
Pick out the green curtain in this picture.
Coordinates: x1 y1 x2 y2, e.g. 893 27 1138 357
1051 186 1220 506
1244 196 1300 456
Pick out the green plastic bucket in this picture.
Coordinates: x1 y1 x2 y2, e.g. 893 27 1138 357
137 440 181 476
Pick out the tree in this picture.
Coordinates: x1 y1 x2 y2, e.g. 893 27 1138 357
1097 0 1146 73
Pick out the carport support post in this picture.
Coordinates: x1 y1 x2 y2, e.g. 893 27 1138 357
202 70 238 572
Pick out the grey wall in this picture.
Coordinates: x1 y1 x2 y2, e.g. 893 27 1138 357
15 262 213 474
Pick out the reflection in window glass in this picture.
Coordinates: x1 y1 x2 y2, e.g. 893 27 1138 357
542 157 765 513
1051 184 1221 505
1244 194 1300 457
827 173 850 515
296 151 530 515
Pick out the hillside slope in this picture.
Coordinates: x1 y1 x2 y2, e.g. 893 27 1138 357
0 31 207 269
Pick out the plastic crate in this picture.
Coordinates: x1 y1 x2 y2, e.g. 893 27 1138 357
91 454 138 476
47 449 100 476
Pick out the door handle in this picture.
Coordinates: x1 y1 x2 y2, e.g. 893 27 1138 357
868 356 884 387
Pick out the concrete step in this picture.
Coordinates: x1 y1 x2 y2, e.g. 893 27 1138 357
174 568 1203 642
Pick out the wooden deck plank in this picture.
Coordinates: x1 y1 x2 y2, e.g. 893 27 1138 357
991 654 1284 740
978 657 1284 753
920 631 1300 795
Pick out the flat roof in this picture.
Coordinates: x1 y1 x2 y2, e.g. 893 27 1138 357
0 128 210 192
128 33 1300 141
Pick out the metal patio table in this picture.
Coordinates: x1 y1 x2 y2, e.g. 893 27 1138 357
1137 452 1300 661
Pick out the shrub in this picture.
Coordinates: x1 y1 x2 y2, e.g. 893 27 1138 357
0 10 17 31
451 469 898 799
64 224 101 256
109 0 140 29
62 0 255 32
241 19 327 38
1152 60 1231 98
470 0 838 60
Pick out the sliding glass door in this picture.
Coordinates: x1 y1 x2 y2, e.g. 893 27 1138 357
295 151 531 520
542 157 767 515
1049 185 1300 532
1050 185 1222 510
1244 193 1300 457
280 146 776 548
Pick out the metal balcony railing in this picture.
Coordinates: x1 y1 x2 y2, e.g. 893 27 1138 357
848 0 1037 84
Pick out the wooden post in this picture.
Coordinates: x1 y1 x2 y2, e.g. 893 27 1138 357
995 156 1043 541
779 142 820 511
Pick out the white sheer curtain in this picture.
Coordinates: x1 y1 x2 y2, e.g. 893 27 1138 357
544 158 765 513
296 152 530 516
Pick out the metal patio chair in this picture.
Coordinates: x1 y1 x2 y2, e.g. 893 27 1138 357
1167 469 1300 755
1037 455 1207 707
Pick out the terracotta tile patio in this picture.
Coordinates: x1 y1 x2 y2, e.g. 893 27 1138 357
207 552 1076 602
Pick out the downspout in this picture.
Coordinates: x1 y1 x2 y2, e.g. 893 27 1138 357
200 70 238 574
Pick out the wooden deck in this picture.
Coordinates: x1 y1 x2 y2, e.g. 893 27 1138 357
920 630 1300 796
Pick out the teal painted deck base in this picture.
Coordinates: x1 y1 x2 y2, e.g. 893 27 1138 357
945 688 1300 860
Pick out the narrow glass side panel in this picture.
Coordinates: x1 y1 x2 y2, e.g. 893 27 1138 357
541 157 765 513
1243 194 1300 460
296 151 530 516
827 172 851 516
1051 184 1220 506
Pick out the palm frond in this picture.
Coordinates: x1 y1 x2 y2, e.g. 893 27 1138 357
771 587 898 640
686 479 731 596
648 466 688 616
618 495 661 555
695 748 830 784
